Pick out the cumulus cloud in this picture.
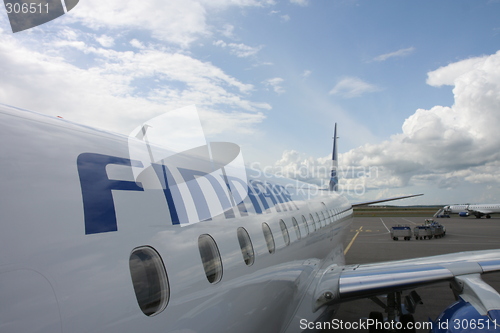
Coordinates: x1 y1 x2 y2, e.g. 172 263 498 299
329 77 381 98
364 50 500 186
264 150 330 186
275 50 500 196
426 56 487 87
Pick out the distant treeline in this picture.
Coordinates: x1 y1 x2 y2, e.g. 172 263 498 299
353 205 442 217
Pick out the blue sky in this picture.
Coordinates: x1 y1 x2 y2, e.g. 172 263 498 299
1 0 500 205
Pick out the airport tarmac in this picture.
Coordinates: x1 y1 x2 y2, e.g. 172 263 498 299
331 216 500 332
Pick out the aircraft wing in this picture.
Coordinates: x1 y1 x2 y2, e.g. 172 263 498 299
351 193 423 207
315 249 500 321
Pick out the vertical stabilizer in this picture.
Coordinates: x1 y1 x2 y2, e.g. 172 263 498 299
329 123 339 192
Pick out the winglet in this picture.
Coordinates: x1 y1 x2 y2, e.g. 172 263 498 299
329 123 339 192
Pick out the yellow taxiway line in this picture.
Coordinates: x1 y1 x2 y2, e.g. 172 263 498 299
344 226 363 255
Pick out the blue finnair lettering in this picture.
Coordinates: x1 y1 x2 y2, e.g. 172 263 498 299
177 167 236 221
77 153 144 235
150 163 185 225
78 153 299 234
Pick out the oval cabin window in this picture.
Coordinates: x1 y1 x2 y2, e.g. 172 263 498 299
129 246 169 316
280 219 290 246
237 227 255 266
292 217 301 240
301 215 309 236
262 222 275 254
309 214 317 232
198 234 223 284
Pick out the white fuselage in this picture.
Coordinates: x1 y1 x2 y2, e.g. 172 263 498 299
0 105 352 333
444 204 500 218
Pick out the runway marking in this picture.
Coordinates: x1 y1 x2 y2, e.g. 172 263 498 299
401 218 418 225
344 226 363 255
379 218 390 232
349 229 380 233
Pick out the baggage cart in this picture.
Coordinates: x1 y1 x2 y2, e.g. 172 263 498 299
426 219 446 238
414 225 433 240
414 219 446 240
390 225 412 241
432 225 445 238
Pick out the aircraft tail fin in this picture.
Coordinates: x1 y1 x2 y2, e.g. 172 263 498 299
329 123 339 192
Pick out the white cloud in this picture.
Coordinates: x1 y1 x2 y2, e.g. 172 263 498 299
213 40 263 57
95 35 115 48
356 50 500 185
280 14 291 22
130 39 145 49
373 47 415 62
302 70 312 77
263 77 285 94
68 0 208 48
268 150 330 185
290 0 308 6
0 30 270 135
67 0 276 47
220 24 236 38
268 10 291 22
329 77 381 98
275 50 500 196
426 56 486 87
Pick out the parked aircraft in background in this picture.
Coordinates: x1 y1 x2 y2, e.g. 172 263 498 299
2 103 500 333
443 204 500 218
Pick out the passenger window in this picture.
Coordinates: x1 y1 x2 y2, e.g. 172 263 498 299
301 215 310 235
262 222 275 254
320 211 327 226
309 213 317 232
321 203 330 225
129 246 169 316
237 227 255 266
280 219 290 246
198 234 223 284
316 212 323 228
292 217 301 240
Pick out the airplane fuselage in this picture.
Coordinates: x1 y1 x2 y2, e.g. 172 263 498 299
444 204 500 218
0 105 352 333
